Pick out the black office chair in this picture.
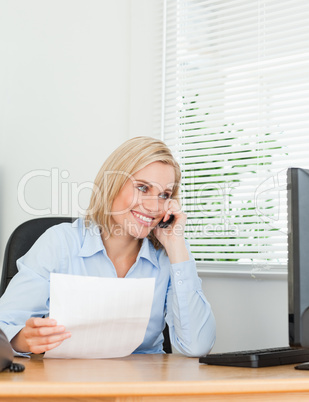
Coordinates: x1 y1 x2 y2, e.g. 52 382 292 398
0 217 75 297
0 217 172 353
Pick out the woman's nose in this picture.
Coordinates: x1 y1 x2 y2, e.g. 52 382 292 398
140 195 160 213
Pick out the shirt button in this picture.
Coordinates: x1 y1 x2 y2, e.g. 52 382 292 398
176 271 181 276
178 280 183 285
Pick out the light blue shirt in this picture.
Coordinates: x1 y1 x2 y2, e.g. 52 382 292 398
0 218 215 357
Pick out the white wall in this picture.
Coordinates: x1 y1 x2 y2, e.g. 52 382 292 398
129 0 163 139
0 0 131 265
202 272 289 353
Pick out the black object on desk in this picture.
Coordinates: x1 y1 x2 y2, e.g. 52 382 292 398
0 329 25 373
199 346 309 368
295 362 309 370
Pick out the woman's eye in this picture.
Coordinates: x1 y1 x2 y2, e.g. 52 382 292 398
159 192 171 200
137 185 148 193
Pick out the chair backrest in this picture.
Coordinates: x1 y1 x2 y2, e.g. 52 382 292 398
0 217 75 297
0 216 172 353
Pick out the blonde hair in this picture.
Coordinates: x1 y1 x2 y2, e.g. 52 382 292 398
85 136 181 249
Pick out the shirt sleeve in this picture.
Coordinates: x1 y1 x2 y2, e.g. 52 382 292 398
163 242 216 357
0 226 63 343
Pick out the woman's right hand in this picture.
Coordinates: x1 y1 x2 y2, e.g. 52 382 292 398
11 317 71 354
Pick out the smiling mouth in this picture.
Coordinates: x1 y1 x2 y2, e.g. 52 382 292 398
131 211 155 225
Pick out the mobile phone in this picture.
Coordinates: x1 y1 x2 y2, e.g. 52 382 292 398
158 215 175 228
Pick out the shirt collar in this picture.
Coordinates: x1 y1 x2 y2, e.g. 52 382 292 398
78 220 159 268
78 221 105 257
138 237 160 269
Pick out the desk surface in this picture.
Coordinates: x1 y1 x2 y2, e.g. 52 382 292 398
1 354 309 401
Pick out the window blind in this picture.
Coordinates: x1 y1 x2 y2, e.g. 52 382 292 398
162 0 309 267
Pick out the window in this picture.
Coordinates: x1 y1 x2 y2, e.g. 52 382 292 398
162 0 309 271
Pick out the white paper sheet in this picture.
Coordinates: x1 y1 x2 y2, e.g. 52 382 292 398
44 273 155 359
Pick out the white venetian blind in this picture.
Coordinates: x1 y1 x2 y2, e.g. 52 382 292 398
162 0 309 266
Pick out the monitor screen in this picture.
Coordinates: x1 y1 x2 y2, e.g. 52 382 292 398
288 167 309 348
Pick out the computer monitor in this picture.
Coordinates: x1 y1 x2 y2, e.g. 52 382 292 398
287 167 309 348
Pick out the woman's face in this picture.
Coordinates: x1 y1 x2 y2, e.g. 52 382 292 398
110 162 176 239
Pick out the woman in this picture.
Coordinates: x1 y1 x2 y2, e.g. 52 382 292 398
0 136 216 357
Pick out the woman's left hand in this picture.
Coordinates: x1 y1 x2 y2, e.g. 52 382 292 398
153 199 189 263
